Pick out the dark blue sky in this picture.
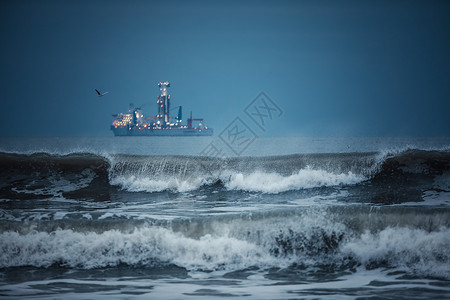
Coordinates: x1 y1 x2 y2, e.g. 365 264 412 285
1 0 449 136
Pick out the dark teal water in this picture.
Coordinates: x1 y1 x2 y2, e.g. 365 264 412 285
0 137 449 299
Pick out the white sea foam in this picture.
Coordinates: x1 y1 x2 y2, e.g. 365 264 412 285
1 220 448 279
0 227 271 270
10 169 96 197
341 226 450 279
111 168 365 194
110 175 208 193
224 169 364 193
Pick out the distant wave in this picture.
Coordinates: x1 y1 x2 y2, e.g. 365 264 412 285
110 166 366 194
0 149 449 196
98 151 380 193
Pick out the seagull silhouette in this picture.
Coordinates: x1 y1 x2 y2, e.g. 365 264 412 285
95 89 109 97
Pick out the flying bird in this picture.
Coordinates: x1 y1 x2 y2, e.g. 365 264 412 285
95 89 109 97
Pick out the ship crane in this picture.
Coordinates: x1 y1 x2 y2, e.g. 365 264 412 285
187 111 204 129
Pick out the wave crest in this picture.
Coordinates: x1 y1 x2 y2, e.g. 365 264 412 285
1 149 449 195
224 169 363 193
1 221 448 279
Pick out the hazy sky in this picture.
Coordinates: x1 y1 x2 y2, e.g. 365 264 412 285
1 0 449 137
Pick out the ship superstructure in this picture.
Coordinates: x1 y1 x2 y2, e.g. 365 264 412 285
111 82 213 136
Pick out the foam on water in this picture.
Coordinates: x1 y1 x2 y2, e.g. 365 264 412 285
0 226 271 270
110 168 365 194
224 169 364 193
11 169 96 197
342 226 450 279
1 212 449 280
2 148 449 196
110 175 207 193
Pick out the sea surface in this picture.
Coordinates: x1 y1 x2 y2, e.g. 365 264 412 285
0 136 449 299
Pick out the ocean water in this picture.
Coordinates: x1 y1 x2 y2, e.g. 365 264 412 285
0 136 449 299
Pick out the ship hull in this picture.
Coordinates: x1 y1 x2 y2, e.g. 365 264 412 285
111 126 213 136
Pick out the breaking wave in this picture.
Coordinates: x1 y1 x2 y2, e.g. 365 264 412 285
224 169 363 193
1 207 449 279
0 149 449 196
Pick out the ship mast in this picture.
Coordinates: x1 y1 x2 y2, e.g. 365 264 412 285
157 81 170 127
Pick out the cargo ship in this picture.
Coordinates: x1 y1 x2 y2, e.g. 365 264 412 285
111 82 213 136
